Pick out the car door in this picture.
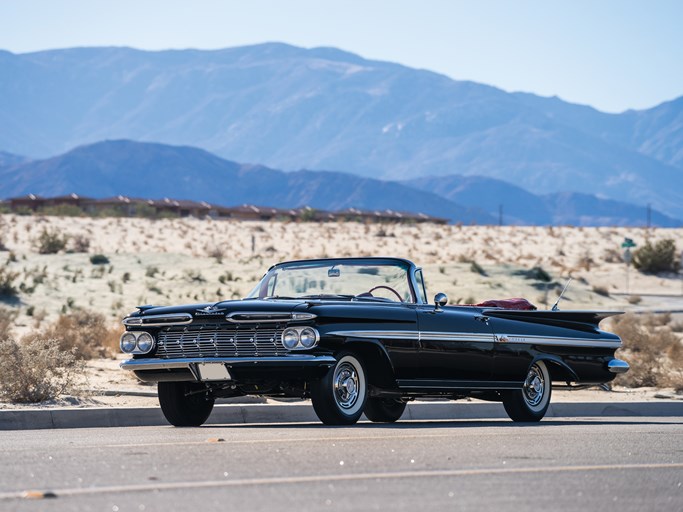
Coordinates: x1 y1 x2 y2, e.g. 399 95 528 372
414 305 496 383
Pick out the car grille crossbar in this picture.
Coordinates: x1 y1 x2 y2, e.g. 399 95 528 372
156 324 287 359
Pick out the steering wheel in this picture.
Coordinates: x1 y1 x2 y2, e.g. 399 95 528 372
366 285 404 302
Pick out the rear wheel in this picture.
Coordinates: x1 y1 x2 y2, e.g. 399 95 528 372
364 398 406 423
502 361 551 422
311 352 368 425
158 381 215 427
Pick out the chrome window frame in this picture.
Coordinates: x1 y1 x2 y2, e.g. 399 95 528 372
252 257 424 304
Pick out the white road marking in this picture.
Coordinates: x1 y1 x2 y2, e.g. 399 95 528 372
1 463 681 500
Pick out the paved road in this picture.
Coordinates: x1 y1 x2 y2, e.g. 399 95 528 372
1 417 681 511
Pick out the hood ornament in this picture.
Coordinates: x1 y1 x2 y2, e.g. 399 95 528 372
195 305 227 316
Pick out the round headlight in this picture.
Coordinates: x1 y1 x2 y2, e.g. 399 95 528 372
120 332 136 353
299 328 318 349
136 332 155 353
282 328 299 350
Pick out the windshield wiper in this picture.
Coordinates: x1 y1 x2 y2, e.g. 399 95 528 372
351 295 395 303
263 295 299 300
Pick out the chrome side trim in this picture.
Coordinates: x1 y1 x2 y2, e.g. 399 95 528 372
420 331 496 343
496 334 622 349
225 312 316 323
607 359 630 373
121 355 336 371
327 330 621 348
123 313 193 327
327 330 420 340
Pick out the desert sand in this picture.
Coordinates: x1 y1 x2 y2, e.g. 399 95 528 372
1 214 681 336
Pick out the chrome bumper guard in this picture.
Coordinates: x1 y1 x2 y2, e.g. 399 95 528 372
607 358 630 374
121 355 336 372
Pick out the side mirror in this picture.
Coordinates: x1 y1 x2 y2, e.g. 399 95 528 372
434 292 448 311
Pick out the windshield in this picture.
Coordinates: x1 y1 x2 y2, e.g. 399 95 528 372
248 259 415 302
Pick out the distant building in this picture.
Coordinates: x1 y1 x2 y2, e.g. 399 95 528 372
8 194 46 211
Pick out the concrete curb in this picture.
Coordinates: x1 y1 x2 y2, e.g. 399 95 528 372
1 400 681 430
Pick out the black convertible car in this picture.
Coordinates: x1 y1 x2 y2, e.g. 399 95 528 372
120 257 629 426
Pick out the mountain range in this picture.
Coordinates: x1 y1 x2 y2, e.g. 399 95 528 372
0 43 682 220
0 140 679 227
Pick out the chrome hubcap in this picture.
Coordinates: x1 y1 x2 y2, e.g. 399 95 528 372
523 365 545 407
333 362 359 409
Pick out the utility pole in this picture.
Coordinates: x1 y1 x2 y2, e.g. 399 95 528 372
498 204 503 227
647 203 651 229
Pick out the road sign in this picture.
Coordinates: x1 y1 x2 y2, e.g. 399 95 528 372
621 238 636 248
623 248 632 264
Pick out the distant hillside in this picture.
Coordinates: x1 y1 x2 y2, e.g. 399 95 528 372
408 175 681 227
0 139 677 227
0 151 27 168
0 140 493 224
1 44 682 218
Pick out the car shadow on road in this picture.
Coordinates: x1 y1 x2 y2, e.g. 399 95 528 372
202 418 676 430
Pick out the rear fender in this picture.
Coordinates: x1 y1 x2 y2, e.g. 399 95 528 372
532 355 578 384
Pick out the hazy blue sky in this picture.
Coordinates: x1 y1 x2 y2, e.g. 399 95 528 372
1 0 681 113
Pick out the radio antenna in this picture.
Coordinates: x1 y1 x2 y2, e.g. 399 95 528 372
551 277 572 311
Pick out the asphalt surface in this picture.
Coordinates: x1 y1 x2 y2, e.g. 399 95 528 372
0 417 681 512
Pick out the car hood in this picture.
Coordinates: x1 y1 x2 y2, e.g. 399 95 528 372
126 299 309 320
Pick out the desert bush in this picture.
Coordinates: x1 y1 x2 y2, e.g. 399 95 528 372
89 254 110 265
592 285 610 297
90 266 106 278
470 260 487 276
514 266 552 282
633 239 679 274
145 266 159 278
0 307 16 338
218 271 234 284
184 270 206 283
70 234 91 253
0 264 19 298
611 313 682 388
206 245 225 263
34 228 68 254
0 338 83 403
38 309 122 359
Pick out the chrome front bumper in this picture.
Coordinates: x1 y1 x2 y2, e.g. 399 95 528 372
121 355 336 372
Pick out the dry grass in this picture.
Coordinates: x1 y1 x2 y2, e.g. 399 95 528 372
612 313 683 390
36 310 123 359
0 338 83 403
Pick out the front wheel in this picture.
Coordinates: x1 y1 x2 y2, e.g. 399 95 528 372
364 398 406 423
502 361 552 422
311 352 368 425
158 381 215 427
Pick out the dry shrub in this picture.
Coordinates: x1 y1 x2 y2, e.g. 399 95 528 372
39 310 122 359
611 313 682 388
633 239 679 274
34 227 68 254
0 307 16 338
0 263 19 298
70 234 91 253
205 245 225 263
0 338 83 403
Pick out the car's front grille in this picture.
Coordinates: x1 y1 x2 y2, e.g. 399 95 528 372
155 323 287 358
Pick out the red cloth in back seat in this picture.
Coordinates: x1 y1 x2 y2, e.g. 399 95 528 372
471 298 537 310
